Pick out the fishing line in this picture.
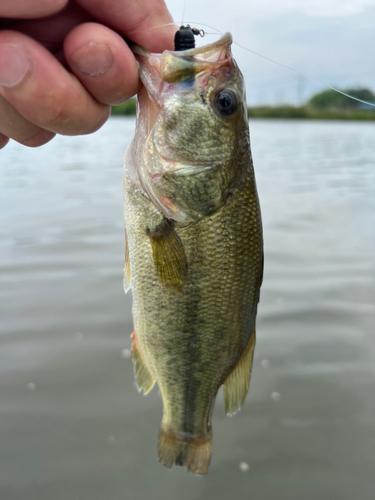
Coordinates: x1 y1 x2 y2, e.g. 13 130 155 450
126 21 222 37
126 21 179 35
178 21 223 35
233 41 375 109
127 21 375 109
181 0 186 25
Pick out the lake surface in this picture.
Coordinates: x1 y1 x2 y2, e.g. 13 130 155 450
1 118 375 500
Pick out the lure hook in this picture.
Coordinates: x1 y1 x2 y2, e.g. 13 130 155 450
174 25 205 51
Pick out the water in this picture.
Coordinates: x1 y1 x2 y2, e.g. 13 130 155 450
1 118 375 499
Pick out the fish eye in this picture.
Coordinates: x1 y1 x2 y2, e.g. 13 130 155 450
214 89 237 115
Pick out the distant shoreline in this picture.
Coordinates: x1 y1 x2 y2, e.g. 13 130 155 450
111 100 375 121
247 105 375 121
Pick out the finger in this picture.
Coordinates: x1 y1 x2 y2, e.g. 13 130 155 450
8 1 93 53
64 22 138 105
75 0 176 52
0 31 110 136
0 132 10 149
0 94 55 147
0 0 69 19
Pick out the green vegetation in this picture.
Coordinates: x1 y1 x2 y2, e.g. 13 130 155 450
308 88 375 109
247 105 375 120
248 87 375 120
111 98 137 116
111 88 375 120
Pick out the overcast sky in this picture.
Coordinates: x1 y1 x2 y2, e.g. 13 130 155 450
164 0 375 105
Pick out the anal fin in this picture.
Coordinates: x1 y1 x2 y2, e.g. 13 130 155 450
223 329 256 415
131 333 155 394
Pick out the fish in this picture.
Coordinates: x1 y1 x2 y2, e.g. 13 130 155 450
123 32 263 475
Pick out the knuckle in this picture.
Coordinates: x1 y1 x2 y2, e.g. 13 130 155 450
21 129 55 148
27 78 110 135
34 85 71 127
32 87 85 133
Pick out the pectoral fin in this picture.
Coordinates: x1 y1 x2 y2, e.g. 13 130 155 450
131 333 155 394
147 219 187 288
123 229 131 293
223 329 256 415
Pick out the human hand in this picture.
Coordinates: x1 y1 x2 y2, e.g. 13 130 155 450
0 0 175 149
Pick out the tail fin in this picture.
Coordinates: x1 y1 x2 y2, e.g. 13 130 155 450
158 427 212 475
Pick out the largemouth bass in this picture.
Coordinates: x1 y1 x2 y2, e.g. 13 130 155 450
123 32 263 475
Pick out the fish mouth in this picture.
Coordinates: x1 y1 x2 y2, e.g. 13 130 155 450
133 32 233 88
159 32 233 84
171 32 233 57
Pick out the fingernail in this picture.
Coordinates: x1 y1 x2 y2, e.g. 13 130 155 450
0 44 31 87
71 43 114 76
